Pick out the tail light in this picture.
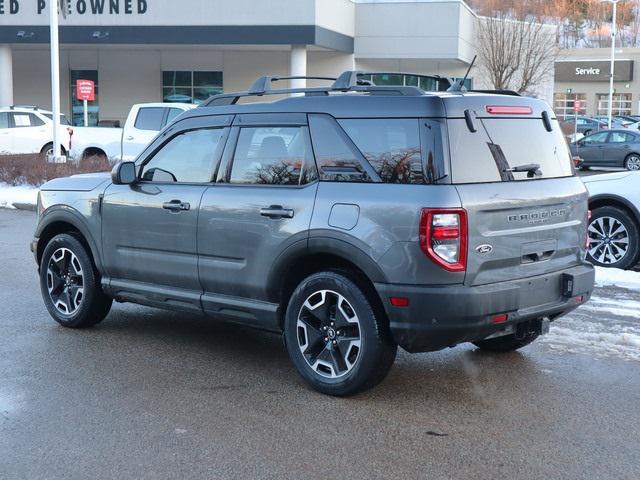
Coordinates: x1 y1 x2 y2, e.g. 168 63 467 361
420 208 468 272
485 105 533 115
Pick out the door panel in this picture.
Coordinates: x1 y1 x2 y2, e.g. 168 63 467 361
197 116 318 328
102 183 206 298
10 113 46 153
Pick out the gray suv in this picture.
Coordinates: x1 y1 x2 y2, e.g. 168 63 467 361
32 73 595 396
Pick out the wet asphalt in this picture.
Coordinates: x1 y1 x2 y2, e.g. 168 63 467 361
0 209 639 480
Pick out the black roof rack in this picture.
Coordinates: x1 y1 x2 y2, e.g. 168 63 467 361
201 71 426 107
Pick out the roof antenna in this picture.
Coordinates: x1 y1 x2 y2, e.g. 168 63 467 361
447 55 476 92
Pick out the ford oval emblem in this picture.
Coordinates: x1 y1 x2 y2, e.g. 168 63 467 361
476 244 493 254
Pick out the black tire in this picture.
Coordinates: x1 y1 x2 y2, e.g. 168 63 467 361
40 233 112 328
284 271 397 396
473 331 539 352
624 153 640 171
40 143 67 158
587 206 640 269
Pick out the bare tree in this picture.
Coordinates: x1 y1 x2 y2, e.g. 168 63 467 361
476 12 559 95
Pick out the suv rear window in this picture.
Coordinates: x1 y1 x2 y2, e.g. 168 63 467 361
448 118 573 184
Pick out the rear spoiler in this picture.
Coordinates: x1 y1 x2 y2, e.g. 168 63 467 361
469 90 521 97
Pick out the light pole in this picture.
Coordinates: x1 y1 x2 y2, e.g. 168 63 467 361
602 0 622 129
49 0 65 163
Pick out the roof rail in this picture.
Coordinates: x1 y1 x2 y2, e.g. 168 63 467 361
7 105 40 110
248 75 338 95
201 71 426 107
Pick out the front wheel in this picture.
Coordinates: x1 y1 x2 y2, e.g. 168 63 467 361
284 271 397 396
40 143 67 159
587 206 640 269
40 233 112 328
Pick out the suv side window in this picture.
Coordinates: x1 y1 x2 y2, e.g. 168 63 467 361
308 114 372 182
229 126 317 185
141 128 226 183
0 112 8 129
134 107 165 131
339 118 443 184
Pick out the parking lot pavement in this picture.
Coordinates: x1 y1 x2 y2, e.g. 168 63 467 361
1 209 639 480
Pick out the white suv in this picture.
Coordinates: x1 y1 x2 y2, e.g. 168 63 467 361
0 106 72 157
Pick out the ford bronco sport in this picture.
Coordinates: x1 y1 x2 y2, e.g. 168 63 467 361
32 72 595 396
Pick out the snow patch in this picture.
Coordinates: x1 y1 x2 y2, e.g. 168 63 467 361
595 266 640 291
543 326 640 362
0 183 38 209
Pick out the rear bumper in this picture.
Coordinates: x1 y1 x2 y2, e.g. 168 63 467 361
375 264 595 353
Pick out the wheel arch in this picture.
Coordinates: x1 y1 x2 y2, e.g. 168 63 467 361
81 146 107 160
589 194 640 227
268 237 389 330
36 207 103 273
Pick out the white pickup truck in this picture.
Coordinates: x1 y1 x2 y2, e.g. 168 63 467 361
70 103 195 162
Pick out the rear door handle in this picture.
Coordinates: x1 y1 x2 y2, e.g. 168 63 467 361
162 200 190 212
126 136 135 141
260 205 294 219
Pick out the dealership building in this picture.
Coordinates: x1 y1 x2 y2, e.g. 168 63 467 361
554 48 640 118
0 0 481 126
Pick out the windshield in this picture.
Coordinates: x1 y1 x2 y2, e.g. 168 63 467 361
447 118 574 184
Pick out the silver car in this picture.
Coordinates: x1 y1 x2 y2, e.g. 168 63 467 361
571 129 640 171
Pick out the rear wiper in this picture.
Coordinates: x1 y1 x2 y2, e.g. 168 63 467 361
504 163 542 178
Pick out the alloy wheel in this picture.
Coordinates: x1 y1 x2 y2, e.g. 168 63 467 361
588 216 630 265
46 247 84 315
626 155 640 171
296 290 362 379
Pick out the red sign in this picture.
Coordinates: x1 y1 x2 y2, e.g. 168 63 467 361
573 100 582 113
76 80 95 102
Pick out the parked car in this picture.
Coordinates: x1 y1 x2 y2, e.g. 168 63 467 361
0 106 72 157
32 72 594 396
570 129 640 171
561 116 608 136
582 171 640 269
593 115 633 128
70 102 196 162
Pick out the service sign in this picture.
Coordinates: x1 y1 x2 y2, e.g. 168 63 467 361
555 60 634 83
76 79 95 101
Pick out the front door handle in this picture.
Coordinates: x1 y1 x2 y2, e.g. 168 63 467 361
163 200 190 212
126 136 135 141
260 205 294 219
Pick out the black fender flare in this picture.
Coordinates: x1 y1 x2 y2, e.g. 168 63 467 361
35 205 103 272
265 233 388 303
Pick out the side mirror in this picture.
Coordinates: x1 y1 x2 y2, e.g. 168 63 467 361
111 161 137 185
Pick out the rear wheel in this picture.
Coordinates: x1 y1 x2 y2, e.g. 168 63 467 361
284 271 397 396
473 331 539 352
40 233 112 328
624 153 640 171
587 206 640 269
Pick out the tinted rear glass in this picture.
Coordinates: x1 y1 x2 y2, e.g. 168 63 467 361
448 118 573 184
134 107 165 131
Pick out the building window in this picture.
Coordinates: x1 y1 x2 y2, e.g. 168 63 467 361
355 73 467 92
162 71 223 105
553 93 587 119
596 93 632 116
70 70 99 126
